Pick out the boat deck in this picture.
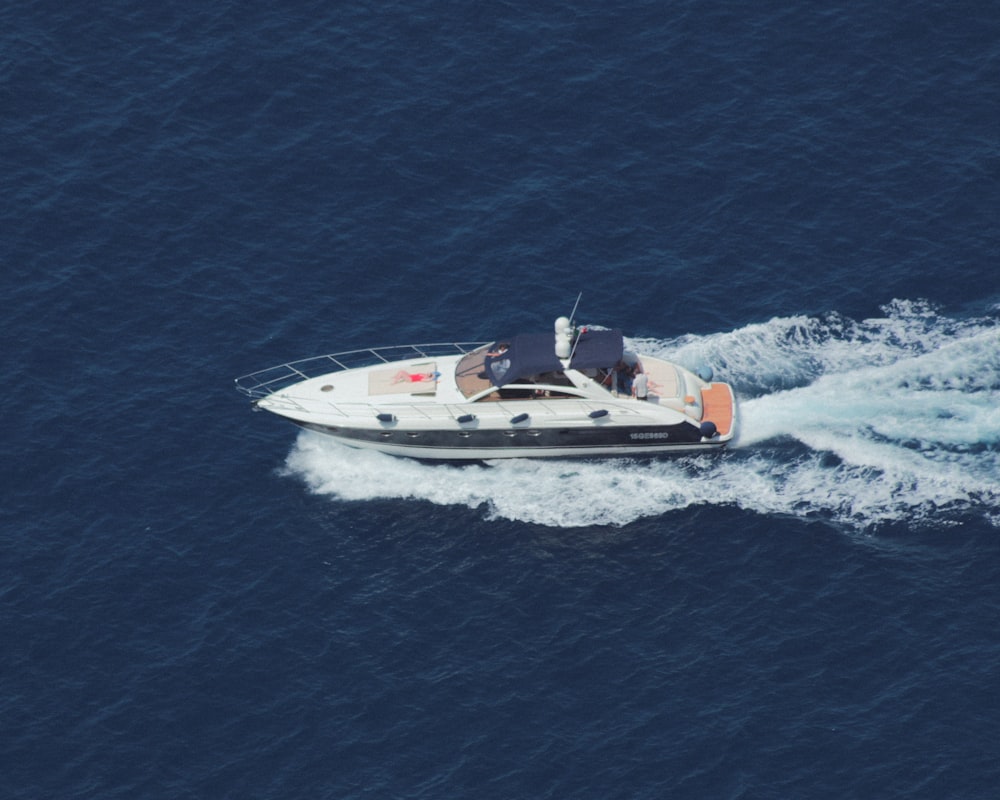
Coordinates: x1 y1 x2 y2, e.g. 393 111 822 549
455 348 492 398
235 342 486 400
640 358 681 399
701 383 734 435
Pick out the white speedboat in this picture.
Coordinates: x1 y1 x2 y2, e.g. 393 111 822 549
235 316 737 460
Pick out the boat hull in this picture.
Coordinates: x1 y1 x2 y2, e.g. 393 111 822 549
296 419 730 460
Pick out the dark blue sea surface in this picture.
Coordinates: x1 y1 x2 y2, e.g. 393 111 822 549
3 1 999 797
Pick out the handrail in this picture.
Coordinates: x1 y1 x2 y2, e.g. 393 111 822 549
234 341 488 399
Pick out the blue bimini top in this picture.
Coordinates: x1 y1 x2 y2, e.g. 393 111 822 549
483 328 623 387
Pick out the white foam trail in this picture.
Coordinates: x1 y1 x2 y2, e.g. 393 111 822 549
281 301 1000 529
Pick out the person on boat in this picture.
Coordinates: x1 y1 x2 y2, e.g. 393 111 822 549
612 360 632 396
632 365 648 401
392 370 437 384
486 343 511 381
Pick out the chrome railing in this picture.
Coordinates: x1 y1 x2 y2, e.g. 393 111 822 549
234 342 488 399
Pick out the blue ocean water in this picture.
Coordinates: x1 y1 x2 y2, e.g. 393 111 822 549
3 1 999 797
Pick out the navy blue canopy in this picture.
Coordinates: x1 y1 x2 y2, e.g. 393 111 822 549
484 328 623 387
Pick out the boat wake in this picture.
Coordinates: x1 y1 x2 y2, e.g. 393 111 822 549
282 300 1000 530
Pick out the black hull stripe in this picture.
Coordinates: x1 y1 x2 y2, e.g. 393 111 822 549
298 421 718 451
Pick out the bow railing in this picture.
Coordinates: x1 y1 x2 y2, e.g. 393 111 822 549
234 342 488 399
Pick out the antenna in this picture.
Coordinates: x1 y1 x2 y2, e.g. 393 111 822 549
567 292 583 327
566 292 584 365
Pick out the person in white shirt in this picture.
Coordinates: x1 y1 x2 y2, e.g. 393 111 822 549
632 366 648 401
